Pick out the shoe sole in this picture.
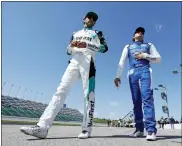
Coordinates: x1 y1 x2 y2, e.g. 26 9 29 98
78 135 91 139
78 137 91 139
78 137 89 139
20 129 29 135
146 139 156 141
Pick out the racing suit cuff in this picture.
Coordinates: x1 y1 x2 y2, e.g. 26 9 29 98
98 44 106 53
67 45 73 55
115 69 122 79
115 76 121 80
143 53 148 59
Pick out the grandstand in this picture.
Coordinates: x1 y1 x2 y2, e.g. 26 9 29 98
1 95 83 122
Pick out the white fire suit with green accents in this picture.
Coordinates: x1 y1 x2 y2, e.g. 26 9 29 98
37 27 108 133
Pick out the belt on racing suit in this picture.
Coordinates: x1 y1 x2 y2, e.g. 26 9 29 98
132 63 150 68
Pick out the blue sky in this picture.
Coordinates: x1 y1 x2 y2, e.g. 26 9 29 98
2 2 181 121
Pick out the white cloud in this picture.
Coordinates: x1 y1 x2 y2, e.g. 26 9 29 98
155 24 163 32
110 101 119 107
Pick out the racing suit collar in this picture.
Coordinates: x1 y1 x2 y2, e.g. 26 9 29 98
134 40 144 45
83 27 93 30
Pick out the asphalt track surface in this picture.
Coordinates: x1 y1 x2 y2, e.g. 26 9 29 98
2 125 182 146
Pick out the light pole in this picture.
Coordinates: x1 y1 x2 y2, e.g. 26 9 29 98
30 90 33 98
22 88 27 99
34 92 39 102
8 84 14 96
2 81 7 92
155 85 169 118
41 93 44 103
15 86 21 97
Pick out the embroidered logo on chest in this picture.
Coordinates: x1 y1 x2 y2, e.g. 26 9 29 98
74 31 93 42
75 36 92 41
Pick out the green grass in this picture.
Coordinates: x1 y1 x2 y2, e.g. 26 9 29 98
1 120 81 126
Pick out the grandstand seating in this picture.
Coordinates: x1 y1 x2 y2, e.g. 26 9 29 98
1 95 83 122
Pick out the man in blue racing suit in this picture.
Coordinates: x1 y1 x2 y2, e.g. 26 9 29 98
114 27 161 141
20 11 108 139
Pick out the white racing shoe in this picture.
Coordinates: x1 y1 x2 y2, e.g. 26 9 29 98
78 130 91 139
20 125 48 139
146 132 156 141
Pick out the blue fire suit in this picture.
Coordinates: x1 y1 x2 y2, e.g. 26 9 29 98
116 41 161 133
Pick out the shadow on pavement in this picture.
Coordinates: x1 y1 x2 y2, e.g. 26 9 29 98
27 135 182 141
156 135 182 141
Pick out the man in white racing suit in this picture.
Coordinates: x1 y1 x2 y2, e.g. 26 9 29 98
20 11 108 139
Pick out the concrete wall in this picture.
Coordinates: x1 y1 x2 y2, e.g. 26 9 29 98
164 123 181 129
1 116 107 127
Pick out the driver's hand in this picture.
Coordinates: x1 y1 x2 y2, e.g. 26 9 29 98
135 53 146 60
114 78 121 88
70 41 78 47
77 41 87 48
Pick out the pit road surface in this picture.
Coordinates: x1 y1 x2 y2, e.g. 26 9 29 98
2 125 182 146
